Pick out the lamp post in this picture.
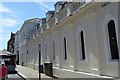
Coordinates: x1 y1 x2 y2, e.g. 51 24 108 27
118 5 120 78
38 44 41 80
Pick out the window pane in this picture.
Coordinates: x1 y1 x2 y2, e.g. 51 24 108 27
64 37 67 60
81 31 85 60
53 41 55 60
45 44 47 60
108 20 119 60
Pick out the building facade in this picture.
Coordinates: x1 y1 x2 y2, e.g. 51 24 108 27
15 2 119 78
18 18 40 66
14 31 20 64
7 32 15 53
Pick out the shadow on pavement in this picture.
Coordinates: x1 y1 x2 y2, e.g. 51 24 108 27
51 76 59 79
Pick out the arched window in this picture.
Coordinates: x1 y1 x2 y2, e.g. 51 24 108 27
45 44 47 60
64 37 67 60
108 20 119 60
52 41 55 60
80 31 86 60
38 44 41 63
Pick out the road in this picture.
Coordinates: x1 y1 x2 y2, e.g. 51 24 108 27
7 74 24 80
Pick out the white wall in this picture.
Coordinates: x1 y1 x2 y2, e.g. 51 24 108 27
17 2 119 78
96 2 119 77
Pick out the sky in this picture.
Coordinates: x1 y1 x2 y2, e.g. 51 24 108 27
0 1 57 50
0 0 105 50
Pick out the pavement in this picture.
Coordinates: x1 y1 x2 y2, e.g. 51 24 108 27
15 65 57 80
8 74 24 79
16 65 118 80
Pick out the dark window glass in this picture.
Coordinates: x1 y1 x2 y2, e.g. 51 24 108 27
53 41 55 60
27 51 28 54
64 37 67 60
81 31 86 60
38 44 41 64
45 44 47 60
108 20 119 60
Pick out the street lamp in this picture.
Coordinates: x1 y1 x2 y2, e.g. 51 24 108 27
38 44 41 80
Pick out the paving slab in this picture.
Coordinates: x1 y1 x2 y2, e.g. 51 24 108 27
16 65 56 80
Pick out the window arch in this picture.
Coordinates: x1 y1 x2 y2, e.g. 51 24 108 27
38 44 41 59
80 31 86 60
64 37 67 60
108 20 119 60
45 44 47 60
52 41 55 60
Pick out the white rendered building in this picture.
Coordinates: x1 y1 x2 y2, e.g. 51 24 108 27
16 2 119 79
17 18 41 66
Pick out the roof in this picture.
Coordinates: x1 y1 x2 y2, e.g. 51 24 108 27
26 18 41 23
0 49 13 56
